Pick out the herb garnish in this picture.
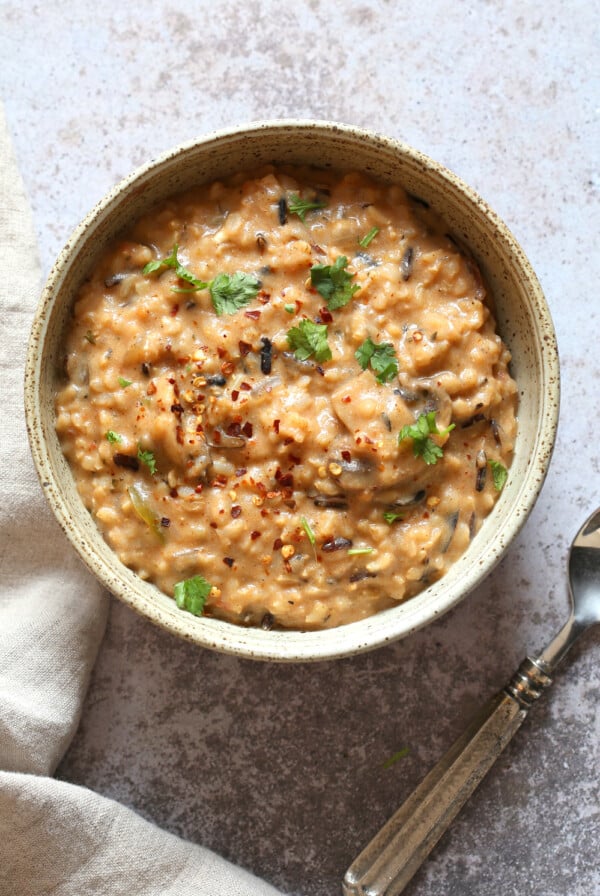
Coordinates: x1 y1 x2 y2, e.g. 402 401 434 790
288 194 327 222
347 546 374 556
174 574 212 616
137 445 157 476
284 303 296 314
310 256 360 310
210 271 261 315
105 430 122 444
143 245 260 314
358 226 379 248
301 516 316 546
383 511 404 525
398 412 455 465
286 319 332 362
118 377 132 388
355 337 399 384
488 459 508 491
128 485 164 541
382 746 410 769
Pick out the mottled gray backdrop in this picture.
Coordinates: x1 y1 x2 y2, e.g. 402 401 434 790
2 2 599 894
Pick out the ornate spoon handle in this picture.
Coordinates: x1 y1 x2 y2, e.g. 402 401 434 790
342 658 552 896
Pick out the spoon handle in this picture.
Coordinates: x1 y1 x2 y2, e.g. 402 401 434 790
342 657 552 896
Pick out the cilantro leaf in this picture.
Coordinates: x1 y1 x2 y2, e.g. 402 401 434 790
143 243 209 292
286 319 332 362
209 271 260 315
105 430 122 444
118 377 132 388
488 459 508 491
358 226 379 248
288 193 327 223
355 337 399 384
137 445 157 475
310 256 360 310
174 574 212 616
383 511 404 525
398 412 455 465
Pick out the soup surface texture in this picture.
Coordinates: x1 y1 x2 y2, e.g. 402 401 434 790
55 167 517 629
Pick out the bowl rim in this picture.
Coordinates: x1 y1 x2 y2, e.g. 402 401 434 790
24 118 560 662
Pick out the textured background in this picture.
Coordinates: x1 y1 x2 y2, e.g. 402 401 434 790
2 2 599 894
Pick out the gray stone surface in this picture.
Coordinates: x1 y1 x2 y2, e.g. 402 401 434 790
2 2 599 893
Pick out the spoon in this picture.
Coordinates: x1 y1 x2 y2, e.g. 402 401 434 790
343 507 600 896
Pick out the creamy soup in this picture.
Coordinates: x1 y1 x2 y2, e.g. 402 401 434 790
55 167 517 629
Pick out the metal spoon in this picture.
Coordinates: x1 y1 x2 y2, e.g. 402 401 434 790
343 507 600 896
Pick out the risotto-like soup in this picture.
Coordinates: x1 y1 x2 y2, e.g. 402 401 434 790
55 166 517 630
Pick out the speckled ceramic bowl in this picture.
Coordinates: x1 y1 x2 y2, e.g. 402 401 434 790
25 121 559 662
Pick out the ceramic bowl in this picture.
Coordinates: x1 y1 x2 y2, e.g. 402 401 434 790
25 121 559 662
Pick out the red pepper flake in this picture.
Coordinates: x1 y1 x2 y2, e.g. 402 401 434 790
231 505 242 518
231 390 239 401
235 467 247 477
210 522 218 529
213 474 228 488
283 437 294 446
288 454 301 465
170 488 178 498
146 381 157 395
223 557 235 568
240 381 252 391
342 396 352 403
250 530 262 540
242 421 253 438
170 304 179 316
341 450 352 462
195 484 203 494
256 481 268 496
221 360 235 376
266 490 280 499
168 378 176 385
217 347 227 359
244 310 261 320
273 419 280 433
171 403 184 415
257 290 271 304
226 422 242 437
238 341 252 357
319 307 333 323
212 430 222 444
273 537 283 551
176 426 184 445
161 517 171 527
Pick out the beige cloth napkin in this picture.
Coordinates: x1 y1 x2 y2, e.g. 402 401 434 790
0 104 284 895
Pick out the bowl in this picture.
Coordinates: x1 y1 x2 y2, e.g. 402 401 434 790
24 120 559 662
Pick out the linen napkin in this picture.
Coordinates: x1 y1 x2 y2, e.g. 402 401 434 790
0 103 284 896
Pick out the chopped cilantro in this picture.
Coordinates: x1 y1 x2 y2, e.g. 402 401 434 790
355 337 399 384
105 430 122 444
358 226 379 248
488 459 508 491
347 546 374 556
288 193 327 222
383 511 404 525
143 244 259 313
284 303 296 314
118 377 132 388
137 445 157 475
382 746 410 769
209 271 260 315
398 412 455 465
286 319 332 362
310 256 360 310
174 574 212 616
143 243 208 292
